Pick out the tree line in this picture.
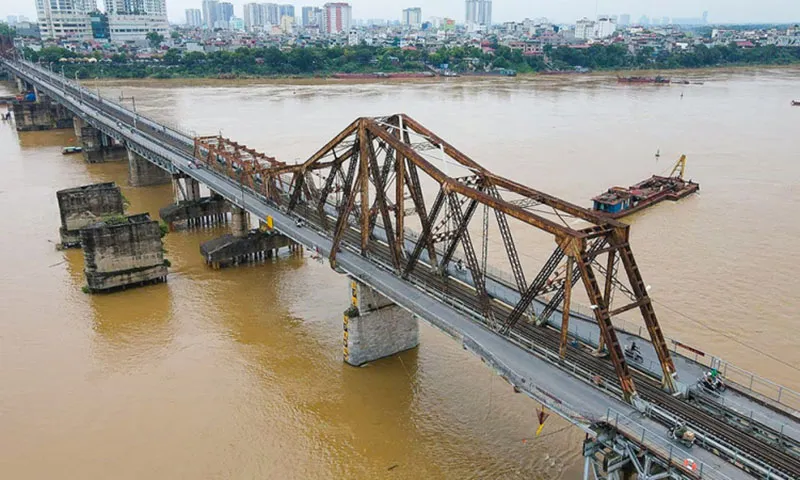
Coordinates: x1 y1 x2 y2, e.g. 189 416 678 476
20 42 800 79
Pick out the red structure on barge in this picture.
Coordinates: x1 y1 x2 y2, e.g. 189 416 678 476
591 155 699 219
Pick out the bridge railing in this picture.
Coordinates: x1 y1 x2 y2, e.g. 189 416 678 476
605 408 735 480
711 359 800 415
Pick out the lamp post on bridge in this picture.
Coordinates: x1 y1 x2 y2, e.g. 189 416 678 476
119 91 137 129
74 69 85 103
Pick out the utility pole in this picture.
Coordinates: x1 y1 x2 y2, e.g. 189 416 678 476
119 91 138 128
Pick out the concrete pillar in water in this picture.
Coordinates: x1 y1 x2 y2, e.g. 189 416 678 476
73 115 84 138
127 149 171 187
12 97 73 131
80 213 168 292
186 178 201 201
14 76 25 93
56 182 125 248
80 126 105 163
231 206 249 237
343 279 419 366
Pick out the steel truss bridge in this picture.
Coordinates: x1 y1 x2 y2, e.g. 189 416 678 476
4 56 800 480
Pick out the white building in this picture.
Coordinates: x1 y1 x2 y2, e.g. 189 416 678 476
465 0 491 27
108 14 169 43
402 7 421 28
322 3 351 34
347 28 359 46
35 0 94 40
185 8 202 27
594 16 617 39
575 17 595 40
105 0 166 16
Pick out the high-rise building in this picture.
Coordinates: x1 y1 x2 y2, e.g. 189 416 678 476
35 0 94 39
402 7 422 28
279 4 294 21
302 6 322 26
185 8 202 27
322 3 351 34
7 15 18 25
217 2 234 28
243 3 262 30
90 12 109 39
105 0 167 16
619 14 630 26
202 0 219 28
465 0 491 27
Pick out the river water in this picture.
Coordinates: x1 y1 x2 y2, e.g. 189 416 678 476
1 69 798 479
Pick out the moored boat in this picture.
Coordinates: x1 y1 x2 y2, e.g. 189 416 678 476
62 146 83 155
617 76 671 85
792 100 800 106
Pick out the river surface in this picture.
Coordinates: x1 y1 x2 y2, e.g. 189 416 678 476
1 69 798 479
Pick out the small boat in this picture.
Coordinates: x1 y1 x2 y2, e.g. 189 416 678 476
792 100 800 106
62 146 83 155
617 76 671 85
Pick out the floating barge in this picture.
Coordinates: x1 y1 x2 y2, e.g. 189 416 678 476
591 155 699 219
792 100 800 106
617 76 671 85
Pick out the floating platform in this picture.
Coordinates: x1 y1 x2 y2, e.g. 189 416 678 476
592 155 699 219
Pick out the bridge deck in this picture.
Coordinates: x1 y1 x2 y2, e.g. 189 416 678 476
6 58 799 478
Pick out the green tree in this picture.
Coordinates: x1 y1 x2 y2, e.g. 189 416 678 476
146 31 164 49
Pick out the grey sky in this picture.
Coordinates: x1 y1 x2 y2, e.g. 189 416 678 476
4 0 799 27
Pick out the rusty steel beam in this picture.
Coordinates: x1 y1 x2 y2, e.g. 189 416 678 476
358 121 370 255
403 188 445 278
500 246 565 334
560 256 574 359
364 120 580 240
447 192 493 321
613 239 677 392
440 197 480 270
366 135 402 269
488 184 527 296
329 167 363 268
598 249 617 353
404 159 438 267
575 248 637 401
607 298 649 319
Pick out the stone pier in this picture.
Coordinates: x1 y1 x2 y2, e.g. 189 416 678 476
74 124 123 164
80 213 168 292
12 97 72 131
56 182 126 248
199 230 295 268
127 149 171 187
231 206 249 237
158 175 229 229
343 279 419 366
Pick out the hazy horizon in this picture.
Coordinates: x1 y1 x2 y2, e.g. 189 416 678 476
3 0 799 28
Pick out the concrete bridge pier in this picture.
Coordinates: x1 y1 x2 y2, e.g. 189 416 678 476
158 175 229 230
127 149 171 187
56 182 125 248
231 206 249 237
343 279 419 366
12 96 73 131
77 121 125 163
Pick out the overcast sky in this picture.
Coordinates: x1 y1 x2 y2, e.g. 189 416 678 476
4 0 799 26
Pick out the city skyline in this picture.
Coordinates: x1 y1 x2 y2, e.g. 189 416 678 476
4 0 800 26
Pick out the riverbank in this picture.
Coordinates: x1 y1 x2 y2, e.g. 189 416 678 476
85 63 800 88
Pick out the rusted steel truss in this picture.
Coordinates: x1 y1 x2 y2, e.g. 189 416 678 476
192 114 677 401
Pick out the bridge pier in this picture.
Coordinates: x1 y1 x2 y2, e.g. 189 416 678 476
12 97 73 131
199 230 294 268
127 149 171 187
159 174 230 230
80 213 168 293
56 182 126 248
231 206 249 237
343 279 419 366
77 121 125 163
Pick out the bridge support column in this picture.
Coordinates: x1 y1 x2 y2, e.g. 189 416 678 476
199 230 292 268
127 149 171 187
231 206 249 237
80 213 168 292
159 176 229 230
56 182 125 248
343 279 419 366
12 97 73 131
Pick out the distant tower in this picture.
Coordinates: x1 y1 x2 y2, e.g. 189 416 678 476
702 11 709 24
